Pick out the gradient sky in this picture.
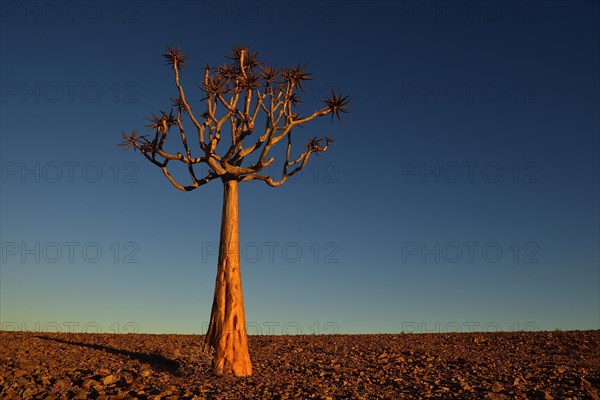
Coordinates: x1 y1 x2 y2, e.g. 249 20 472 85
1 0 598 335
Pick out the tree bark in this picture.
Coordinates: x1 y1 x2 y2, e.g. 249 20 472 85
205 178 252 376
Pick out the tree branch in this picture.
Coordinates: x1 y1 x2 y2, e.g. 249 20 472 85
119 45 349 190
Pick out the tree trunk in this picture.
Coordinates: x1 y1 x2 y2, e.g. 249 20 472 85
205 178 252 376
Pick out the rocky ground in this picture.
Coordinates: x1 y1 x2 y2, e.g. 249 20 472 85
0 330 598 399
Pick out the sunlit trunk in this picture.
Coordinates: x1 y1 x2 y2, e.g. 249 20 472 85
204 179 252 376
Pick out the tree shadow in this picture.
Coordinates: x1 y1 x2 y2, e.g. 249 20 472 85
35 335 182 375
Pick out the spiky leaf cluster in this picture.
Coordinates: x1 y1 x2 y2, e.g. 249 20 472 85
145 111 177 132
236 72 261 90
228 46 260 70
201 75 231 97
281 63 312 91
258 64 279 84
306 136 335 155
162 45 188 70
171 97 185 111
324 90 351 122
118 130 147 152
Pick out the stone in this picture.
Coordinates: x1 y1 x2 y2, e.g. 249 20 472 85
102 374 118 385
491 381 503 392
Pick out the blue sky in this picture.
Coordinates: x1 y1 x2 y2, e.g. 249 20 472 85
1 0 598 335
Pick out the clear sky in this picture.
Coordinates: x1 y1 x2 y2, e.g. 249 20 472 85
1 0 598 335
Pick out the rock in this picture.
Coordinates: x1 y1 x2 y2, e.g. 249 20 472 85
53 378 70 390
123 371 134 384
513 376 526 386
102 374 118 385
82 378 99 388
13 369 26 378
492 381 503 393
73 389 89 399
484 393 508 400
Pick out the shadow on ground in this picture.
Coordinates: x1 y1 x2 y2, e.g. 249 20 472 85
34 335 182 374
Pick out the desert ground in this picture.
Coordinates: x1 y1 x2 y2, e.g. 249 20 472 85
0 330 598 399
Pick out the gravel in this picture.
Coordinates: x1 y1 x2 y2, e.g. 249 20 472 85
0 330 598 399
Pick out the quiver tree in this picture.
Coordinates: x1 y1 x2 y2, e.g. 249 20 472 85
119 45 350 376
